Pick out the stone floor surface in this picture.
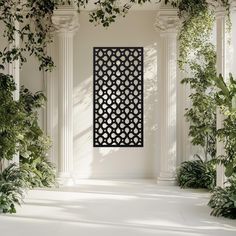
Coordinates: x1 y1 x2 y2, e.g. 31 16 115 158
0 180 236 236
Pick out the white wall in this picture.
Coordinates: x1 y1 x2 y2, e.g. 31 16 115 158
5 9 236 180
0 23 9 75
14 10 160 179
73 11 159 179
20 56 45 129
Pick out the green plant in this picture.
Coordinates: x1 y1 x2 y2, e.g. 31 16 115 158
165 0 236 220
88 0 151 27
0 1 231 71
177 2 217 161
177 155 216 189
0 0 154 72
161 1 222 163
21 158 56 188
19 87 56 188
208 177 236 219
19 87 50 159
0 77 56 213
0 74 27 213
0 163 27 213
213 74 236 178
0 74 26 166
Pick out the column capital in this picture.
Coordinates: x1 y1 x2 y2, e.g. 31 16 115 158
52 6 79 33
155 8 179 34
207 0 236 16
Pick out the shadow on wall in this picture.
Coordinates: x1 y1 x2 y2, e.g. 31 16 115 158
73 44 158 179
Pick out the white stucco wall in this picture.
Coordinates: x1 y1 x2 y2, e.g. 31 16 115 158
16 10 160 179
0 7 235 181
17 10 159 179
8 9 236 180
21 56 45 129
19 9 236 180
73 11 159 179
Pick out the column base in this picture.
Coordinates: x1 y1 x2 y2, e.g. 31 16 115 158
157 172 177 186
157 177 177 186
57 172 75 186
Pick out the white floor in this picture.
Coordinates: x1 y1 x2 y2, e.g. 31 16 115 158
0 180 236 236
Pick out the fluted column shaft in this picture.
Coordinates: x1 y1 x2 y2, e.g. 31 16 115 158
159 32 177 183
155 9 179 185
52 6 79 184
216 8 228 187
8 21 20 165
45 43 56 165
58 32 74 177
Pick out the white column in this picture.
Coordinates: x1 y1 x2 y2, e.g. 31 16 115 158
8 21 20 101
177 71 192 163
8 21 20 165
155 9 179 185
45 43 56 165
58 32 74 180
215 7 228 187
182 83 192 161
52 7 79 185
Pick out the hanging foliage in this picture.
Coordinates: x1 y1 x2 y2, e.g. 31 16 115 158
165 0 218 161
165 0 236 219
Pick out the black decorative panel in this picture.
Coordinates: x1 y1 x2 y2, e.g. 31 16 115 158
93 47 143 147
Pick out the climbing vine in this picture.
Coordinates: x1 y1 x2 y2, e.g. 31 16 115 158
0 0 153 72
165 0 236 219
167 0 218 161
0 0 231 73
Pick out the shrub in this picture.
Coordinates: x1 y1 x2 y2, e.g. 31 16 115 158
177 155 216 190
208 177 236 219
21 158 56 188
19 87 56 188
0 79 56 214
0 164 27 213
0 74 26 162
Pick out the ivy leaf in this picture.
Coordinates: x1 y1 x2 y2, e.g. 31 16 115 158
225 163 234 178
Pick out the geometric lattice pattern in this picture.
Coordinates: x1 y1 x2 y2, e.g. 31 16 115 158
93 47 144 147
